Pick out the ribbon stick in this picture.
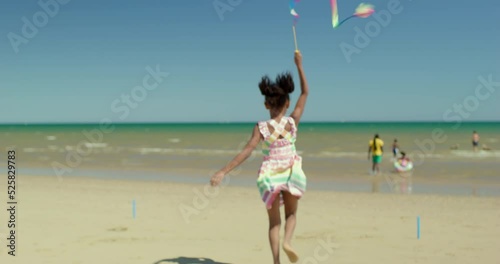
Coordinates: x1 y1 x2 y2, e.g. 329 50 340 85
292 26 298 51
290 0 300 51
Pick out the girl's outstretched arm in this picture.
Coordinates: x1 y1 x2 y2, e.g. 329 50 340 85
290 51 309 125
210 124 261 186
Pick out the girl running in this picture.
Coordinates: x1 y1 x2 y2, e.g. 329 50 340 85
210 51 309 264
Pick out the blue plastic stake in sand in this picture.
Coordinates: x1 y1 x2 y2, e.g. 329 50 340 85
417 216 420 239
132 199 136 219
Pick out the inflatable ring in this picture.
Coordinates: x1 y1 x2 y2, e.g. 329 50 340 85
394 161 413 172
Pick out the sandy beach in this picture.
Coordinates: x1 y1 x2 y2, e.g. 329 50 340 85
0 175 498 264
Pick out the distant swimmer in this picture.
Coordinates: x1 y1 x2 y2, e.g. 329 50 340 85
472 131 480 152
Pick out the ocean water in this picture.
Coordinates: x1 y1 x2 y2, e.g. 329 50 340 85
1 122 499 195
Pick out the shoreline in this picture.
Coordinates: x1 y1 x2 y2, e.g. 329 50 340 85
10 166 500 197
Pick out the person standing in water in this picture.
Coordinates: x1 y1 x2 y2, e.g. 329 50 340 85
472 131 480 152
368 134 384 174
392 139 399 158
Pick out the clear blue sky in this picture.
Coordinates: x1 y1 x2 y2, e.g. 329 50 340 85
1 0 499 123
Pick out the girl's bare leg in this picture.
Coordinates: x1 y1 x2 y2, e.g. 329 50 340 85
267 195 282 264
282 191 299 263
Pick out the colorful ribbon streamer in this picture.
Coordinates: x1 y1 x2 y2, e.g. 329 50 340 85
332 1 375 28
290 0 300 25
331 0 339 28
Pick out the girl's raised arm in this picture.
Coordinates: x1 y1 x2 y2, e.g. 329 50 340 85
210 124 261 186
290 51 309 125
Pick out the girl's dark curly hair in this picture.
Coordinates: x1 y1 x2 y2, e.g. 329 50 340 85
258 72 295 110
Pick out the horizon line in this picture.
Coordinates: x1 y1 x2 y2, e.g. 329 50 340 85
1 120 499 125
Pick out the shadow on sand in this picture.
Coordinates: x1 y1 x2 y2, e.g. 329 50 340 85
154 257 231 264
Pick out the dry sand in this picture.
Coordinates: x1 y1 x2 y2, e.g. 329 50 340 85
0 175 499 264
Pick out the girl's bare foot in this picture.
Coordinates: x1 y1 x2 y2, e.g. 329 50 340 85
283 243 299 263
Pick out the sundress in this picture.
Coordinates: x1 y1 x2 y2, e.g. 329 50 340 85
256 116 307 209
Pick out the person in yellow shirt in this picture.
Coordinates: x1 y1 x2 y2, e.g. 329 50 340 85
368 134 384 174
